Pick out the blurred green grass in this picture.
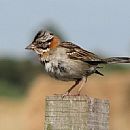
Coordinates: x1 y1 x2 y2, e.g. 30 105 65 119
0 80 23 98
0 58 43 98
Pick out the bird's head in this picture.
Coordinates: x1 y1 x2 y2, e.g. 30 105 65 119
25 30 60 55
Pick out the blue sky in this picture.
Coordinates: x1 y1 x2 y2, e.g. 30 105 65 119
0 0 130 58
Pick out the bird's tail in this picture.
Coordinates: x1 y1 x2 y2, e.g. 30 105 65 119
104 57 130 64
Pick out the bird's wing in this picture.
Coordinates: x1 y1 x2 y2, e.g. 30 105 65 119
60 42 106 65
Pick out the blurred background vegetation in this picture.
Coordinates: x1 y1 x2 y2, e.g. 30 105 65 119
0 58 42 98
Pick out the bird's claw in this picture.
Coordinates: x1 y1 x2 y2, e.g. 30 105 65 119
54 92 81 98
62 92 81 98
62 91 70 98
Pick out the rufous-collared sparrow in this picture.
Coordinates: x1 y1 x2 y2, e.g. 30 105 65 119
25 30 130 97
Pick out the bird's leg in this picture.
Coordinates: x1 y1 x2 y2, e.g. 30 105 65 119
62 79 81 98
77 77 87 95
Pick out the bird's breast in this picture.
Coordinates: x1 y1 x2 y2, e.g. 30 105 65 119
44 60 71 81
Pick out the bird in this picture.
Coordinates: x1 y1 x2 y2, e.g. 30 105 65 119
25 30 130 97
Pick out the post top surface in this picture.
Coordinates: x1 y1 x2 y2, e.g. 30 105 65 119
46 95 109 104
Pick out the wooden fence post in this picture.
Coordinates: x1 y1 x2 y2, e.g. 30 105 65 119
44 96 109 130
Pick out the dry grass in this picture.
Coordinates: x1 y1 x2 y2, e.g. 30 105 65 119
0 72 130 130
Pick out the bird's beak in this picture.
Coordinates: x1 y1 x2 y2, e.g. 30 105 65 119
25 43 35 50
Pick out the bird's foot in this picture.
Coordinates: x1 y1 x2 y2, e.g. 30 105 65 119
62 91 70 98
53 93 72 98
54 92 83 98
62 92 81 98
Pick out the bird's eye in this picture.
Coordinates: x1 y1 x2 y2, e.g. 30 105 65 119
50 33 53 35
37 41 43 44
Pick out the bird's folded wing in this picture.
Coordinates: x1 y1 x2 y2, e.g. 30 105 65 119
60 42 106 64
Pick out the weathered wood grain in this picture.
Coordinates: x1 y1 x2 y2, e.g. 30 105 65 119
44 96 109 130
